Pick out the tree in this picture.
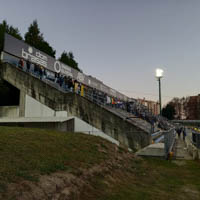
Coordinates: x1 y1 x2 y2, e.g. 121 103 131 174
162 104 176 120
59 51 82 72
24 20 56 58
0 20 22 52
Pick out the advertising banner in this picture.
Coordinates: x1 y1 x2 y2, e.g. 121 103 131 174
3 33 129 101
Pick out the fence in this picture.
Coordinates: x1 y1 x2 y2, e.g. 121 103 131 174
164 128 176 159
191 130 200 149
2 59 172 133
152 130 164 143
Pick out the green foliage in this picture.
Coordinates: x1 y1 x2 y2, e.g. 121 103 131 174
24 20 56 58
162 103 176 120
59 51 82 72
0 20 81 72
0 20 22 52
82 158 200 200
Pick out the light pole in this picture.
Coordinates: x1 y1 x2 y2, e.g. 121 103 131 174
155 68 164 115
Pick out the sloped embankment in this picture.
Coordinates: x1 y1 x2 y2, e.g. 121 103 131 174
1 127 200 200
0 126 133 199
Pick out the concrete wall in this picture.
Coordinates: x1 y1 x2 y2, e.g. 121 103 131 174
74 117 119 145
0 119 74 132
24 95 118 144
59 93 150 150
23 93 117 144
25 94 55 117
25 95 68 117
0 63 150 151
0 106 19 117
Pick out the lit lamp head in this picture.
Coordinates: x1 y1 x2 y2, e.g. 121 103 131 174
155 68 164 79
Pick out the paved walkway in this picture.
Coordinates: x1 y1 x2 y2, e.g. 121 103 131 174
174 136 193 160
136 143 165 157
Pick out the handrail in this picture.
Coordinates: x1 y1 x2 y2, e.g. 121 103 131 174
164 128 176 159
1 60 172 132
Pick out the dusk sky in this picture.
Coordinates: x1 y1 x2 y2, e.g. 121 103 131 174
1 0 200 105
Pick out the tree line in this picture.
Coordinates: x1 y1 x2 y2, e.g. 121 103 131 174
161 96 195 120
0 19 81 106
0 19 81 72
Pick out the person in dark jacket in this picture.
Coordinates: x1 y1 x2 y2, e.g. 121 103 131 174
39 66 43 80
183 127 186 141
26 60 31 72
34 64 39 76
177 127 182 139
18 58 24 69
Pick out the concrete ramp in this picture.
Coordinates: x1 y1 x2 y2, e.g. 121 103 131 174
136 143 165 157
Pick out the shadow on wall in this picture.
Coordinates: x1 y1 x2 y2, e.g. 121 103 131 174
0 80 20 106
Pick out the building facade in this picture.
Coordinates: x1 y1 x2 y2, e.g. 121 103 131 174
186 95 200 120
137 98 160 115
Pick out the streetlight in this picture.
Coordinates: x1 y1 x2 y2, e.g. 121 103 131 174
155 68 164 115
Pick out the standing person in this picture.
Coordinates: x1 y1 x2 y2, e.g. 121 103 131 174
55 72 60 84
18 58 24 69
39 66 43 80
43 68 47 79
68 78 73 91
80 84 84 97
78 83 81 95
26 60 30 72
55 72 58 83
106 95 111 106
126 102 130 112
74 80 79 94
60 75 64 87
177 127 181 139
63 76 68 90
34 64 39 77
111 97 115 107
151 119 155 133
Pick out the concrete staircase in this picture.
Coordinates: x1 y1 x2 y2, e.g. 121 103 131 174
105 107 152 133
0 62 151 151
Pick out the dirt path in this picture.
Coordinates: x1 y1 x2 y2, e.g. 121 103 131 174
2 149 133 200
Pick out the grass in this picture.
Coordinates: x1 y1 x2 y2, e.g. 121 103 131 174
81 158 200 200
0 126 113 193
1 126 200 199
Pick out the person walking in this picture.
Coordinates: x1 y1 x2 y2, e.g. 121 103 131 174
177 127 181 139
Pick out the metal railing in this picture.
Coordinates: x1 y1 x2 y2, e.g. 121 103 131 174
191 130 200 149
2 60 171 133
151 130 164 143
164 128 176 159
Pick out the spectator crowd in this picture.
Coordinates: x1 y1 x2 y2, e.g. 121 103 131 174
17 58 172 131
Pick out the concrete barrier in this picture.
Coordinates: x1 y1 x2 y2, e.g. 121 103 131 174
185 130 200 160
0 106 19 117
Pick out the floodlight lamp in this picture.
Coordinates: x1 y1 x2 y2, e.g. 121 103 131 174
155 68 164 78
